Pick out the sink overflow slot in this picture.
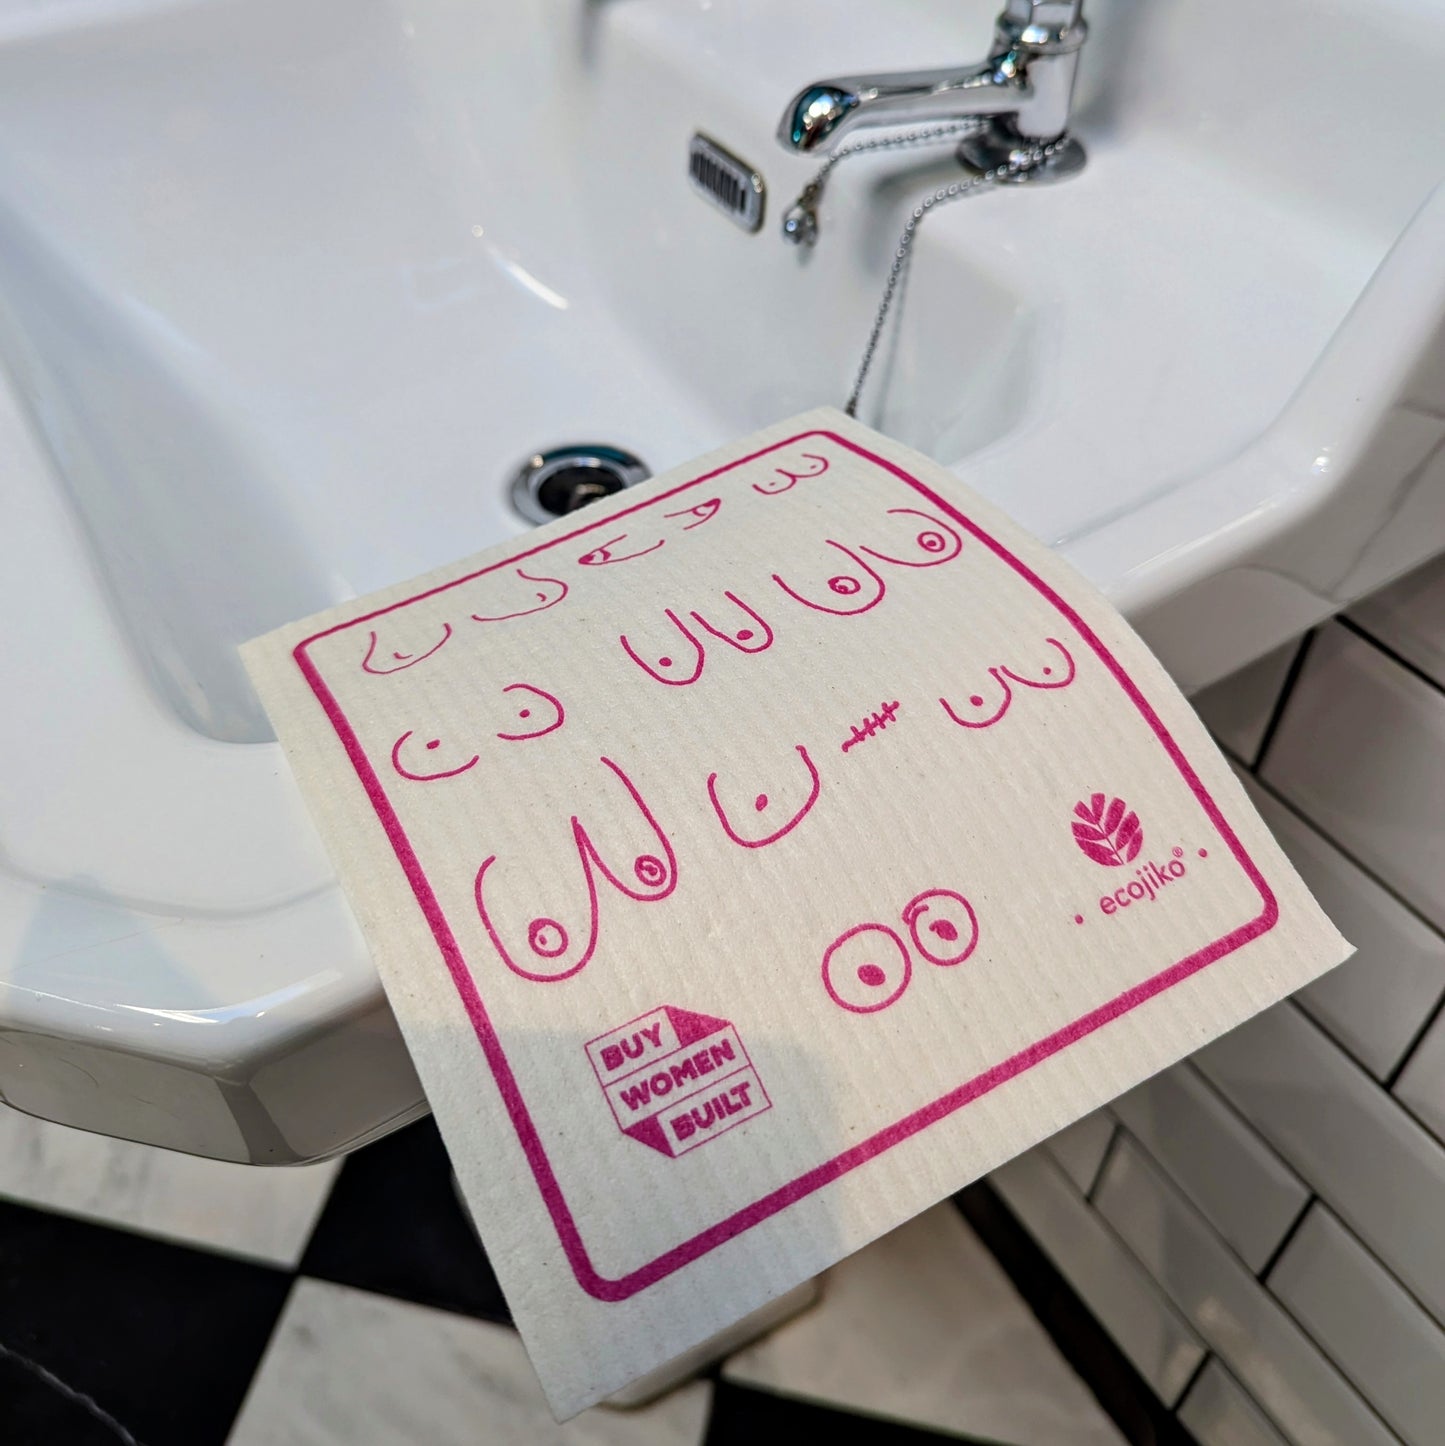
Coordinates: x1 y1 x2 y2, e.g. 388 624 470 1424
688 134 765 233
509 445 651 525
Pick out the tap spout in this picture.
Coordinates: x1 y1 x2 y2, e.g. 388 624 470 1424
778 61 1022 155
777 1 1087 157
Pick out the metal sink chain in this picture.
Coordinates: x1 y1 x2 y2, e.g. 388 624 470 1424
845 136 1064 419
781 119 986 246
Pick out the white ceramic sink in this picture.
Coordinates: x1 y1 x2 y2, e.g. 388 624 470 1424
2 0 1442 1161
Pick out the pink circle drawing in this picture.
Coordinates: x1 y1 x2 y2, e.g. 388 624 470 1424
822 924 912 1014
633 855 667 888
902 889 979 967
829 576 861 596
528 918 569 958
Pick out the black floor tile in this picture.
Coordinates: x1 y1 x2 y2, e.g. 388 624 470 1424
299 1116 510 1323
704 1380 998 1445
0 1198 291 1446
0 1346 135 1446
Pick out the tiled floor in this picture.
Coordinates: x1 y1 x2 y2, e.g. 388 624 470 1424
0 1106 1128 1445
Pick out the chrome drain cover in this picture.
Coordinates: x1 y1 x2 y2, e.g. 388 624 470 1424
509 445 650 525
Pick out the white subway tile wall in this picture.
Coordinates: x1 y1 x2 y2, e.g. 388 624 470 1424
1234 769 1445 1080
1177 1362 1289 1446
990 1150 1206 1405
1109 1064 1307 1273
1268 1205 1445 1446
994 555 1445 1444
1190 640 1301 763
1394 1007 1445 1141
1350 553 1445 689
1262 622 1445 931
1041 1110 1117 1194
1196 1001 1445 1325
1094 1139 1394 1446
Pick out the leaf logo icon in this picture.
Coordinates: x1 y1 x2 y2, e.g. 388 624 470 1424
1072 793 1143 867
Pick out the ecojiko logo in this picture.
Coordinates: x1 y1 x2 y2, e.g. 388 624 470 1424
1071 793 1142 866
1070 793 1197 922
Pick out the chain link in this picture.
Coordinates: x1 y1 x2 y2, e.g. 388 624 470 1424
792 119 985 204
782 120 987 247
844 138 1062 418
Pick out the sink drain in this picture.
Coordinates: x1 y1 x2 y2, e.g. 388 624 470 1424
509 445 650 525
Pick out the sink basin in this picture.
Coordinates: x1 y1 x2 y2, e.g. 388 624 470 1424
2 0 1442 1161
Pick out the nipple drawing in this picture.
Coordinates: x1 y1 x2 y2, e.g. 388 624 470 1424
939 671 1013 729
578 533 665 566
773 541 886 616
998 637 1076 690
390 730 480 782
619 610 707 686
469 568 568 623
689 592 774 654
663 498 722 530
706 745 821 848
361 622 452 675
901 889 979 967
858 509 964 568
753 450 829 495
821 924 912 1014
495 684 565 741
475 757 677 983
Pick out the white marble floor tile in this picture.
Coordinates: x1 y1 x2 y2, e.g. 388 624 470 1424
723 1202 1124 1446
0 1102 338 1267
226 1279 711 1446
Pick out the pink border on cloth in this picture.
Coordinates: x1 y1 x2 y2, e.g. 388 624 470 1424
293 432 1278 1302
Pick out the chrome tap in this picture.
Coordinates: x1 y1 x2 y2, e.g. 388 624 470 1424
777 0 1087 180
